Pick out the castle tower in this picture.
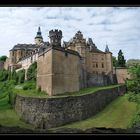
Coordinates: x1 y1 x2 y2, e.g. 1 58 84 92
105 44 110 53
49 29 62 47
105 44 113 74
35 27 43 45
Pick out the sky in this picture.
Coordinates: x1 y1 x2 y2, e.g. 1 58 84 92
0 7 140 60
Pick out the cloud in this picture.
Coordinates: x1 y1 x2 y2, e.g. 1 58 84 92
0 7 139 60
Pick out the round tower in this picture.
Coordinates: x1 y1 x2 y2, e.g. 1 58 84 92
49 29 62 47
35 27 43 45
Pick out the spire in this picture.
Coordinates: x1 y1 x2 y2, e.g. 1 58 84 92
38 26 41 32
35 26 43 39
34 27 43 45
105 44 110 53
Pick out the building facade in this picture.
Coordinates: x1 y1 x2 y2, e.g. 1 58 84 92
5 27 114 96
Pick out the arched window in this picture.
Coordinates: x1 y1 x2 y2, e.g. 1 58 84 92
102 63 104 68
96 63 98 68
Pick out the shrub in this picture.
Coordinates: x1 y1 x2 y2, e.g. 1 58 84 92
37 86 41 92
8 91 17 107
129 104 140 127
0 55 7 62
27 62 37 81
23 81 36 90
0 69 8 81
16 69 25 84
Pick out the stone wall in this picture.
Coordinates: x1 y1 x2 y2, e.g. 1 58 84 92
37 48 53 95
114 68 131 84
15 85 126 129
86 72 114 87
52 48 80 95
37 47 81 96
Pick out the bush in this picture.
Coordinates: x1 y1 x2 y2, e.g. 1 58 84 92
23 81 36 90
8 91 17 107
27 62 37 81
16 69 25 84
37 86 41 92
0 69 8 81
129 104 140 127
127 92 137 102
0 55 7 62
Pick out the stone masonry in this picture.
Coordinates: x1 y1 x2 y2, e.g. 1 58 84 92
15 85 126 129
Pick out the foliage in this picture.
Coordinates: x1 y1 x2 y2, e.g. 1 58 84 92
23 81 36 90
128 104 140 127
112 56 118 67
117 50 126 67
126 59 140 67
27 62 37 81
127 65 140 94
16 69 25 84
0 55 7 62
126 65 140 127
9 90 17 107
0 69 9 82
37 86 41 92
55 84 120 97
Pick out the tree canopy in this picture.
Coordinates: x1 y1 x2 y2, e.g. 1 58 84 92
0 56 7 62
117 50 126 67
27 62 37 81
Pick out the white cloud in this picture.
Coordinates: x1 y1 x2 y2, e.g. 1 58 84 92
0 7 139 60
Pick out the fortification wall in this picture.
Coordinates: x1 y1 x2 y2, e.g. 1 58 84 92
15 85 126 129
37 47 81 96
51 48 80 95
114 68 131 84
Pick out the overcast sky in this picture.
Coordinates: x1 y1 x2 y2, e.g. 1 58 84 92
0 7 139 60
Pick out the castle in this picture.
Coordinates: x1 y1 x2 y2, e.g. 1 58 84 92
4 27 114 96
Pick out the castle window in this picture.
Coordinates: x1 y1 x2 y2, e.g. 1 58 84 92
31 57 33 63
96 63 98 68
65 52 68 57
102 63 104 68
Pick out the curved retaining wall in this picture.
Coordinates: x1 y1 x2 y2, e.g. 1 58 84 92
15 85 126 129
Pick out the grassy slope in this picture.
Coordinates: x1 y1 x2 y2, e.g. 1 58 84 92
0 87 34 129
52 94 137 130
0 109 34 129
0 83 136 130
13 84 120 98
51 84 121 98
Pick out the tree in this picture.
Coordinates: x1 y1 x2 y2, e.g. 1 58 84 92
127 64 140 94
0 55 7 62
0 69 8 81
117 50 126 67
112 56 118 67
27 62 37 81
16 69 25 84
126 59 140 67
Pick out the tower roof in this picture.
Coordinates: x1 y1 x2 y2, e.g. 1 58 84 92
35 26 43 39
105 44 110 53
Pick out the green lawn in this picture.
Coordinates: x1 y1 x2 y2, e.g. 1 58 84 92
13 88 48 98
13 84 121 98
0 86 34 129
0 109 34 129
52 84 122 98
0 82 136 130
52 94 137 130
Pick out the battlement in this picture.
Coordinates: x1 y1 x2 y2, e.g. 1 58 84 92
49 29 62 38
49 29 62 47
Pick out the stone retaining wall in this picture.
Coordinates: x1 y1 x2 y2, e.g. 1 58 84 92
15 85 126 129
